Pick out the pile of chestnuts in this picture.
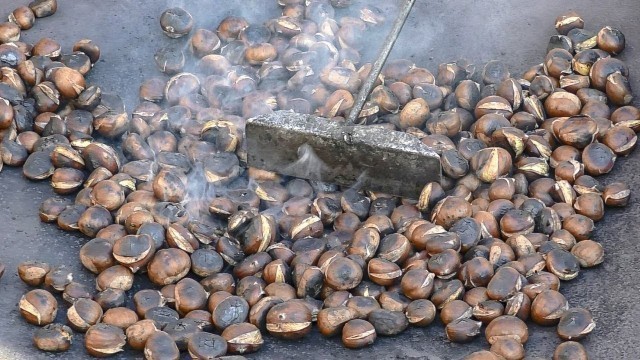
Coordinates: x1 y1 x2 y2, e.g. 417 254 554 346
0 1 635 359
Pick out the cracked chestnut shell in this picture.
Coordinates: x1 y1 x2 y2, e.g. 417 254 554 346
487 267 522 301
597 26 625 55
485 315 528 344
557 307 595 341
266 301 312 339
531 290 568 326
221 322 263 354
18 260 51 286
9 6 35 30
51 67 85 99
555 11 584 35
19 289 58 325
317 306 358 337
160 7 193 38
67 298 103 332
602 181 630 207
33 323 73 352
95 288 126 310
342 319 376 349
217 16 249 42
470 147 512 183
445 318 482 343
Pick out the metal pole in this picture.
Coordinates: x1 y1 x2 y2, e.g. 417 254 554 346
347 0 417 125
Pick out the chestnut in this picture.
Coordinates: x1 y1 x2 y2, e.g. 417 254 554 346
44 266 73 292
582 143 616 175
341 319 376 349
62 282 92 304
186 333 227 359
217 16 249 42
324 257 362 291
18 260 51 286
126 319 159 351
147 248 191 286
19 289 58 326
0 22 20 44
597 26 625 54
553 341 589 360
602 181 630 207
490 337 525 360
555 11 584 35
67 298 103 332
464 351 503 360
33 323 73 352
28 0 57 17
221 323 263 354
485 315 528 344
77 205 113 238
38 196 70 222
399 98 429 130
487 267 522 301
163 318 201 350
557 307 595 341
531 290 568 326
172 278 208 316
472 300 504 325
266 301 312 339
445 318 482 343
160 7 193 38
367 309 408 336
210 293 250 331
96 265 133 292
85 323 126 357
440 299 472 325
23 151 55 180
602 126 637 156
154 46 185 74
50 67 85 99
405 299 436 327
9 6 35 30
144 307 179 329
79 238 115 274
316 306 357 337
144 331 180 360
94 288 126 311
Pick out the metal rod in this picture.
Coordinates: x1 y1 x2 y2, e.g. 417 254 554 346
347 0 417 125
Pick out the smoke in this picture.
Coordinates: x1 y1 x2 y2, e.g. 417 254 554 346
153 0 401 220
181 161 216 222
284 143 332 181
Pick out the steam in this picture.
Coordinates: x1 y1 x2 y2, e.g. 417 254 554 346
285 143 332 181
155 0 397 222
181 162 216 222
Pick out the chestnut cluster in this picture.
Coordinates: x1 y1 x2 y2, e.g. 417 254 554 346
0 1 634 360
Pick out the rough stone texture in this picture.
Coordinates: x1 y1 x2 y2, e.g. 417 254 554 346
0 0 639 359
247 111 441 198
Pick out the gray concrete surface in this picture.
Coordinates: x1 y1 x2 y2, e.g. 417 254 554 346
0 0 638 359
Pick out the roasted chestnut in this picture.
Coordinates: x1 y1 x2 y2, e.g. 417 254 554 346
266 301 312 339
160 7 193 38
19 289 58 326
